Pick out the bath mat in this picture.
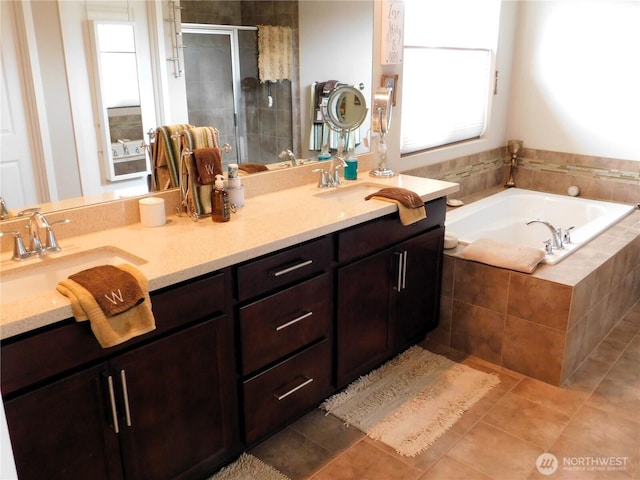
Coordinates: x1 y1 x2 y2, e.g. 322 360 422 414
207 453 291 480
320 345 500 457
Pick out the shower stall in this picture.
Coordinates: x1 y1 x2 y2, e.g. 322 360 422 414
181 24 293 166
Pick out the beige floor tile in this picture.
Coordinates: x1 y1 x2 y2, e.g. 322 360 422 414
511 377 588 417
559 404 640 461
483 392 571 449
623 333 640 361
586 355 640 421
562 356 612 393
310 440 422 480
289 409 364 454
249 427 334 480
447 422 543 479
421 455 492 480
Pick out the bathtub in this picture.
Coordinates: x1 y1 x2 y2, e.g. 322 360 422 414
445 188 635 264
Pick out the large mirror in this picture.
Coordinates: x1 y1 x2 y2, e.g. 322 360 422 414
0 0 373 219
91 21 150 181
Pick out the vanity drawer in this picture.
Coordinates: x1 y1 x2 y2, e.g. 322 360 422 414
338 197 446 264
243 338 332 445
237 236 333 301
239 273 332 375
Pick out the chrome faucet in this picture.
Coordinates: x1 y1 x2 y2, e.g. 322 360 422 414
331 156 347 186
118 139 130 156
14 208 70 259
0 196 8 220
526 219 563 251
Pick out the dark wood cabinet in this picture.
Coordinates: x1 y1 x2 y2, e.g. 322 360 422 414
393 227 444 350
2 272 240 480
2 195 448 477
4 364 123 480
336 199 446 388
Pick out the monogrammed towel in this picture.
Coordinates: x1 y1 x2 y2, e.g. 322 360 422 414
57 264 155 348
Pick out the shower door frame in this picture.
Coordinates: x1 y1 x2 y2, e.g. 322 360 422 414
181 23 257 164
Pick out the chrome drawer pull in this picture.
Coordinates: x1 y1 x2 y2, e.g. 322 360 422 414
120 370 132 427
275 311 313 331
106 375 120 434
274 377 314 401
271 259 313 277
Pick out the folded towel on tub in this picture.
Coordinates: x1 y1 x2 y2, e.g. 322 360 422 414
461 238 546 273
365 187 427 226
57 264 155 348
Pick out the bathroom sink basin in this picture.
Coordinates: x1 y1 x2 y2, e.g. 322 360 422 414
313 182 387 201
1 246 148 303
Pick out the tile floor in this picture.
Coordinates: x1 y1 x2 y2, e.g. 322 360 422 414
249 302 640 480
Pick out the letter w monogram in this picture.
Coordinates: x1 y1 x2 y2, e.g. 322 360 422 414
204 164 217 175
105 289 125 305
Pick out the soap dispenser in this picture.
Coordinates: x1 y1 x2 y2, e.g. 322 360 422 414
211 174 230 222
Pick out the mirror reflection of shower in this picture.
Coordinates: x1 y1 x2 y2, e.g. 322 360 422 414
505 139 523 187
370 87 394 177
181 24 293 167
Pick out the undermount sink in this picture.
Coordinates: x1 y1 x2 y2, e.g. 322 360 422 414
313 182 387 200
1 246 148 303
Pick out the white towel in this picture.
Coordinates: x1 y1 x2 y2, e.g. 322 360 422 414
258 25 293 82
461 237 546 273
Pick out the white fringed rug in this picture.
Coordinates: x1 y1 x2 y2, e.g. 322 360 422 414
320 345 501 457
208 453 291 480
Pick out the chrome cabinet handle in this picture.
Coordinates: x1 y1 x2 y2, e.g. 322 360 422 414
274 376 314 401
401 251 407 290
105 375 120 434
394 251 408 291
271 259 313 277
120 370 132 427
394 251 403 291
275 311 313 331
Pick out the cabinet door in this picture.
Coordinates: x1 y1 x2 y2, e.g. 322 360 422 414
4 364 124 480
394 227 444 350
112 316 239 480
336 249 394 388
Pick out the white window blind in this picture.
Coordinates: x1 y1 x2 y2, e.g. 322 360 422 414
401 0 501 154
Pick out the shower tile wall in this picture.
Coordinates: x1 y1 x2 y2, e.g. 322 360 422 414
181 0 300 164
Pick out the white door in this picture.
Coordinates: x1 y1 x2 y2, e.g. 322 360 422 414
0 1 41 211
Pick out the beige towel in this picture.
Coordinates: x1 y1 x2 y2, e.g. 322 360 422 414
365 187 427 226
461 238 546 273
57 264 155 348
257 25 293 82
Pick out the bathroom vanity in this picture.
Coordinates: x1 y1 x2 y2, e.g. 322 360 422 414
0 174 457 479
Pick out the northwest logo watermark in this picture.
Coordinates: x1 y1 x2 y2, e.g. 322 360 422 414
536 453 629 475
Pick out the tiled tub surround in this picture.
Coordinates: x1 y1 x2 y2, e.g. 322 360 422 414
403 147 639 203
431 190 639 386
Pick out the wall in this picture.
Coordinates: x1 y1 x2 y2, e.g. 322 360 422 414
298 0 374 159
386 1 639 180
508 1 640 161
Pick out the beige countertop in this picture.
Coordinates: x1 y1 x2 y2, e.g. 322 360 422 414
0 173 459 339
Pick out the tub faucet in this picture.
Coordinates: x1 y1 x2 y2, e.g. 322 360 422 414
526 219 563 250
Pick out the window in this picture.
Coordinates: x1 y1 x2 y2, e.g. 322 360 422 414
400 0 501 154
